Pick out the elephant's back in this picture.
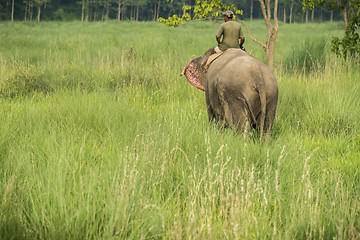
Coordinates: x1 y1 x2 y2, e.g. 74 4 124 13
207 49 260 82
208 49 265 73
207 49 276 90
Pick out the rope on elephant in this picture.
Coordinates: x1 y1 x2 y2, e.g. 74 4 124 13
205 49 234 70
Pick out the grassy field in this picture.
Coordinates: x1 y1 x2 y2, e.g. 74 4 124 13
0 20 359 239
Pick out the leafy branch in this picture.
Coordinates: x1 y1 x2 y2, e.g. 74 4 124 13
158 0 242 27
331 6 360 60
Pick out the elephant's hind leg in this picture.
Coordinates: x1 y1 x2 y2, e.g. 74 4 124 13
232 102 252 136
264 97 278 137
220 93 252 135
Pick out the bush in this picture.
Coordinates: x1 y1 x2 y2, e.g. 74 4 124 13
52 8 66 21
0 62 52 98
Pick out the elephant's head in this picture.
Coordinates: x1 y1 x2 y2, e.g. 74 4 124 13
181 49 215 91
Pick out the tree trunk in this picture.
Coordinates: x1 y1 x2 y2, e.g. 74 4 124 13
37 6 41 22
136 4 139 21
189 0 192 17
153 3 157 21
101 7 105 21
106 2 110 20
86 0 89 21
157 0 160 21
305 8 308 23
311 8 314 22
258 0 279 70
320 7 322 22
93 0 97 22
330 10 333 22
81 1 85 21
122 6 126 20
25 3 28 21
343 7 348 30
30 6 33 21
250 0 253 20
133 6 136 21
266 33 277 70
11 0 14 21
283 7 286 23
168 9 172 18
130 5 133 21
117 0 121 21
289 0 293 24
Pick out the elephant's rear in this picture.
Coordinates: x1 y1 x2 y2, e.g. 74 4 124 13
248 57 278 139
207 49 278 139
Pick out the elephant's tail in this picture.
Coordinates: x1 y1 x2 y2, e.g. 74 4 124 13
258 86 267 142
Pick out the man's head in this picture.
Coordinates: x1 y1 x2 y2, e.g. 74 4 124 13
223 10 234 21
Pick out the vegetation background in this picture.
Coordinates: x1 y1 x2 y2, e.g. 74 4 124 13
0 0 345 23
0 19 360 239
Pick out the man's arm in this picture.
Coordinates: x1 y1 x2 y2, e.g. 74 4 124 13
216 35 221 46
240 37 245 48
216 24 224 46
239 26 245 48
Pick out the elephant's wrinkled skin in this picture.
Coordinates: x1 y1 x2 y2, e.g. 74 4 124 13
182 48 278 140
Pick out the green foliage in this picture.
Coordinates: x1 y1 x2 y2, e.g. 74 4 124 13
302 0 350 10
302 0 317 10
0 2 8 21
192 0 242 19
331 5 360 60
158 6 191 27
302 0 360 61
52 8 66 21
159 0 243 27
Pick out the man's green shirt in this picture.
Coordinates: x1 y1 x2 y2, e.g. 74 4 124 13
216 21 244 51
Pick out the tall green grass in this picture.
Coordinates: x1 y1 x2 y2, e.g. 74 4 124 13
0 20 359 239
284 38 328 74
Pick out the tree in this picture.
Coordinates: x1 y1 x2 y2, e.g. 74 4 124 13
257 0 279 69
303 0 351 29
103 0 111 20
133 0 149 21
23 0 34 21
113 0 127 21
279 0 292 23
331 0 360 60
151 0 166 21
303 0 360 60
77 0 89 21
290 0 294 23
126 0 144 21
34 0 50 22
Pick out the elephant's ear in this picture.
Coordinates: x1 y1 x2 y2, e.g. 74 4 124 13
201 48 215 67
181 59 205 91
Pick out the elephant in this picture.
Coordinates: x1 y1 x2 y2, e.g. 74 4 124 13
181 48 278 141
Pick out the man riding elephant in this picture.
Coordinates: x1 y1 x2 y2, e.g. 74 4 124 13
215 10 245 53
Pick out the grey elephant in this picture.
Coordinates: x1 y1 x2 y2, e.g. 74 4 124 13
181 48 278 140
